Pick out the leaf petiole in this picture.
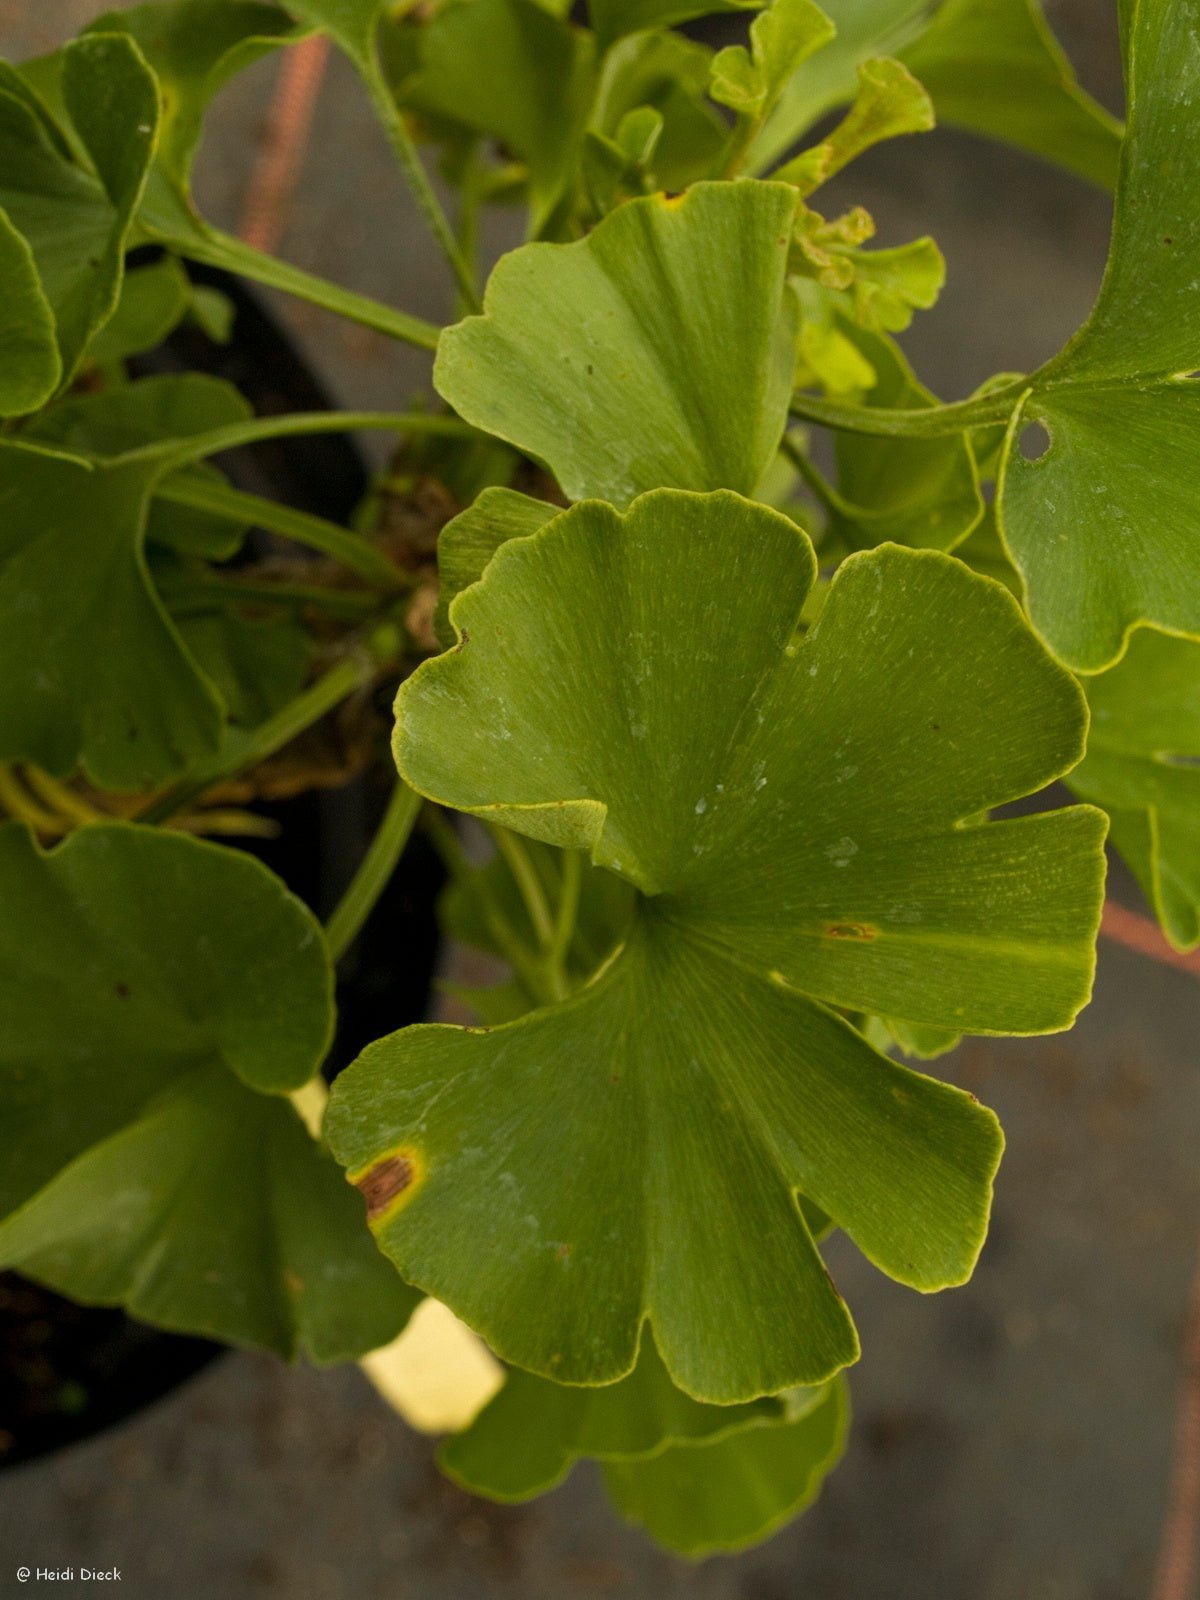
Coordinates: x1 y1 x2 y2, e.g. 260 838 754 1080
487 823 556 949
164 577 386 622
138 624 403 825
790 383 1026 439
129 410 481 474
178 226 443 351
325 779 424 963
361 56 481 313
426 811 558 1005
155 475 407 591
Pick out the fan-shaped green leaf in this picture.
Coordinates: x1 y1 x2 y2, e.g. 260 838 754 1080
587 0 761 52
27 372 253 558
327 489 1105 1401
0 208 60 415
710 0 834 121
0 823 414 1360
434 487 558 649
995 0 1200 671
177 609 309 730
803 310 982 552
0 34 158 389
88 2 297 195
603 1377 847 1556
900 0 1121 189
775 54 932 192
395 0 595 232
440 1337 786 1501
281 0 380 62
0 437 225 789
435 183 799 506
751 0 1120 189
590 32 727 192
1067 630 1200 951
87 254 193 367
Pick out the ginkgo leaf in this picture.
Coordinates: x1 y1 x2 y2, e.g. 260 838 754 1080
709 0 834 121
1067 630 1200 951
280 0 381 63
327 489 1105 1402
78 2 403 343
440 839 635 982
440 1336 789 1501
0 823 414 1360
750 0 1120 190
87 1 297 195
86 254 194 366
176 608 309 730
816 315 982 552
26 373 253 558
590 32 727 192
603 1377 847 1556
587 0 761 52
995 0 1200 671
900 0 1122 190
394 0 596 232
775 55 932 193
0 33 158 388
434 487 558 649
0 438 226 789
0 207 60 416
435 183 800 506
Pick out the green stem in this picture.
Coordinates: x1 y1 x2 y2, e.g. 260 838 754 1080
138 625 401 825
456 141 484 322
23 767 100 826
790 383 1026 439
0 766 63 834
156 475 406 591
426 812 555 1004
489 824 555 948
715 111 763 180
165 577 383 621
780 434 843 515
133 410 479 474
547 849 582 971
325 780 423 962
183 227 442 351
362 57 481 312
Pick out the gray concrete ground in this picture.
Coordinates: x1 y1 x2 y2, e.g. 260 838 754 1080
2 3 1197 1598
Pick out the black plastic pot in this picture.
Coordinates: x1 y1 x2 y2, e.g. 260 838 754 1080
0 266 443 1470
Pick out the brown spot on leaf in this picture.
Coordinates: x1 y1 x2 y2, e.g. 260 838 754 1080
352 1148 423 1223
114 982 131 999
825 922 877 941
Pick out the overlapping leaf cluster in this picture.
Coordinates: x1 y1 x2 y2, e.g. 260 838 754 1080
0 0 1191 1561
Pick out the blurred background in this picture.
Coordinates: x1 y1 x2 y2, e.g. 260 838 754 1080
0 3 1196 1597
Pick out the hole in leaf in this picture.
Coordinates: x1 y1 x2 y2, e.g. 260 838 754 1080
1018 421 1051 462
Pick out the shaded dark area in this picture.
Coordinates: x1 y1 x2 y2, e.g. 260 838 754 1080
0 274 442 1471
